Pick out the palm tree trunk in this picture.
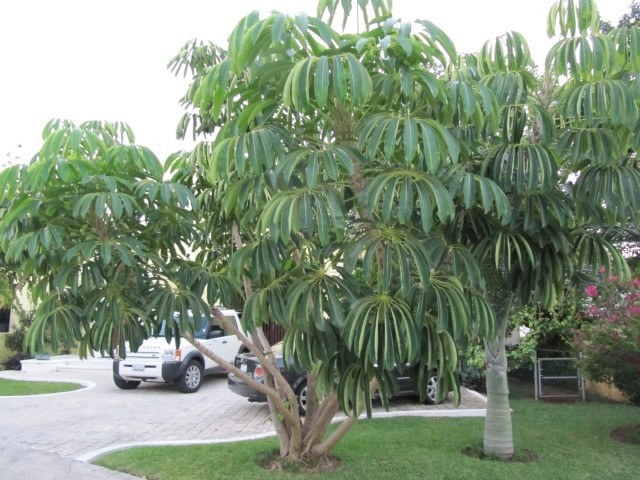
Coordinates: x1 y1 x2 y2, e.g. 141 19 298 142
483 292 514 459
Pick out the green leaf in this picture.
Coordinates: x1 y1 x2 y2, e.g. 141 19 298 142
314 56 330 108
402 117 418 163
383 117 400 158
332 55 347 101
346 53 373 105
2 196 39 225
419 122 441 173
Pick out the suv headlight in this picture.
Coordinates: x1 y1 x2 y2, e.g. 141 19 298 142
162 349 182 361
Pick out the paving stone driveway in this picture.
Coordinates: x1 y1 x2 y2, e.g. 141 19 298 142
0 365 486 479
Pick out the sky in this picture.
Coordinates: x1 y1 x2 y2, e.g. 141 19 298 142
0 0 632 164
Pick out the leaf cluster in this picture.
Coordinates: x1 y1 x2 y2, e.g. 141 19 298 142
0 120 232 358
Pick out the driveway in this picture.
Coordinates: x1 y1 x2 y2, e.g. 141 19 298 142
0 362 486 479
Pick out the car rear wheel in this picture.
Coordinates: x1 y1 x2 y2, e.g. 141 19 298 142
176 360 203 393
424 373 438 405
296 381 307 416
113 375 140 390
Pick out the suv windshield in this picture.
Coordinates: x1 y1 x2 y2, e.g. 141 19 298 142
156 313 211 339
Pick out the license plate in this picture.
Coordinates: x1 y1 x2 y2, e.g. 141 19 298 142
133 364 145 372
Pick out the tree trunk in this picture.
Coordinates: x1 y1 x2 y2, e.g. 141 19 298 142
483 292 514 459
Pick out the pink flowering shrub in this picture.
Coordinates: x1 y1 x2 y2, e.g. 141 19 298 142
572 273 640 404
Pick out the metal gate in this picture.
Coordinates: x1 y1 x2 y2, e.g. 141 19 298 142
534 357 585 401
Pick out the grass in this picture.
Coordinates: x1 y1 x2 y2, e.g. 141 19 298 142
0 378 82 396
96 398 640 480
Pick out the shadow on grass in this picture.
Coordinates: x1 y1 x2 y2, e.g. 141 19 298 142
461 442 539 463
611 424 640 445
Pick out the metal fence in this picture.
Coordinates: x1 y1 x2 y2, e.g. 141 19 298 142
534 357 585 401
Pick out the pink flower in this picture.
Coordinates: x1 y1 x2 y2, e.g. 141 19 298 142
586 305 600 317
607 313 619 323
632 278 640 288
584 285 599 298
608 276 618 283
599 266 606 274
626 305 640 316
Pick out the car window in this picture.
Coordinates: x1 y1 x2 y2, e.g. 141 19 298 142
156 313 211 339
193 315 210 339
211 315 235 337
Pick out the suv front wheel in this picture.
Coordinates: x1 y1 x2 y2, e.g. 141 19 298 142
176 360 203 393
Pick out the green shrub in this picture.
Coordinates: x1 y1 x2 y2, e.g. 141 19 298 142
1 314 33 370
459 297 582 388
507 297 582 371
572 273 640 404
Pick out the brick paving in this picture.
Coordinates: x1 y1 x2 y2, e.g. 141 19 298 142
0 361 486 479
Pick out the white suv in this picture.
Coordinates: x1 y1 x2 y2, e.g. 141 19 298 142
113 308 244 393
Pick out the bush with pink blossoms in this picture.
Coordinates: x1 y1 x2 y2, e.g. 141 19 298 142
572 272 640 404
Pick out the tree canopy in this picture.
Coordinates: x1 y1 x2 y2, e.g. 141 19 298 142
0 0 638 464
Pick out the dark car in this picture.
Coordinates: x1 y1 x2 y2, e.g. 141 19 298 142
227 350 442 414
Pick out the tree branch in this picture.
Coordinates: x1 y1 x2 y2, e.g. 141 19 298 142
303 392 340 448
312 378 378 457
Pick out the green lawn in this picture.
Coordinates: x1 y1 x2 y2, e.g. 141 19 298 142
0 378 82 396
96 398 640 480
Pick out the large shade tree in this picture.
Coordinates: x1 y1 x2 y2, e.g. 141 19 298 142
166 0 504 460
0 0 496 463
159 0 640 461
0 0 636 466
468 0 640 458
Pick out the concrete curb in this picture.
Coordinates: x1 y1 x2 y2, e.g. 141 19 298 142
78 403 487 464
75 431 279 462
465 388 489 402
0 371 96 398
1 365 488 478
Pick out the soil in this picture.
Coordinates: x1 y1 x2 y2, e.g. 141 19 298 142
610 424 640 445
257 450 342 474
461 444 538 463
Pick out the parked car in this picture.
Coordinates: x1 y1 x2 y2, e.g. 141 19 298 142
227 346 443 414
113 307 244 393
